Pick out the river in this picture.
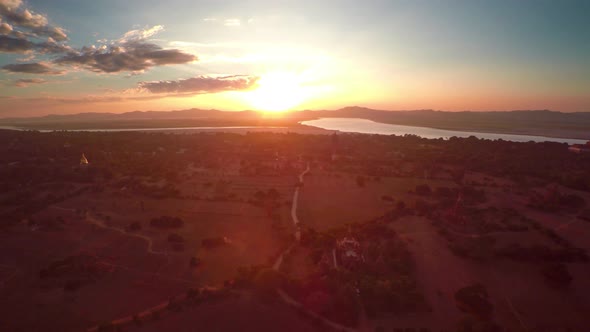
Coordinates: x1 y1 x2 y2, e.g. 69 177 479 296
300 118 587 144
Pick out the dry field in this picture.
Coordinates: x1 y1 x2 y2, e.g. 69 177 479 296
295 168 590 331
382 178 590 332
0 170 299 331
298 170 455 230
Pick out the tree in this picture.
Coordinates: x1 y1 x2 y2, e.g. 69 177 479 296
133 315 142 326
356 175 366 187
415 184 432 196
396 201 406 210
454 283 493 319
542 263 572 288
168 233 184 243
267 188 281 200
127 222 141 232
190 257 201 268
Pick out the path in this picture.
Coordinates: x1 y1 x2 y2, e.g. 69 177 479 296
51 205 168 256
273 163 310 271
86 163 353 332
85 214 168 256
291 163 310 241
271 164 364 332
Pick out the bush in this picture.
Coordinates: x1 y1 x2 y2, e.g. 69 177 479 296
356 175 366 187
127 222 141 232
381 195 394 202
187 287 200 299
202 237 228 248
97 322 115 332
435 186 452 197
64 279 82 292
150 216 184 229
396 201 406 210
542 263 572 288
168 233 184 243
171 242 185 252
415 184 432 196
454 283 493 318
190 257 201 267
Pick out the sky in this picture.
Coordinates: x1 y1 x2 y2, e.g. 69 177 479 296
0 0 589 117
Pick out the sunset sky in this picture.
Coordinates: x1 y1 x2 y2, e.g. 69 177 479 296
1 0 589 117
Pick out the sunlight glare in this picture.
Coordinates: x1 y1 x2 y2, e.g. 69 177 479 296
247 72 308 112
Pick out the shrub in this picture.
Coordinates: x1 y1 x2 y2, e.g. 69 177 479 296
150 216 184 229
97 322 115 332
168 233 184 243
454 283 493 318
542 263 572 288
202 237 228 248
415 184 432 196
127 222 141 232
171 242 185 252
64 279 82 292
190 257 201 267
356 175 366 187
381 195 394 202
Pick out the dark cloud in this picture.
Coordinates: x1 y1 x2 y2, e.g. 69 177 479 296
138 75 259 94
36 38 71 54
54 41 197 73
0 34 32 52
0 33 69 54
2 62 64 75
13 77 46 87
0 0 67 41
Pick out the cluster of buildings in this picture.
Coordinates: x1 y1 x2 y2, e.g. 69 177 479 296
334 236 364 270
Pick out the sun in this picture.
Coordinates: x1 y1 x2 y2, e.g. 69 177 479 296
246 72 308 112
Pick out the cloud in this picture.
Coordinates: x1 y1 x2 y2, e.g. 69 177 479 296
54 40 196 73
118 25 164 43
138 75 259 94
36 38 71 54
49 25 196 74
0 34 32 52
0 0 68 41
22 92 192 104
2 62 64 75
203 17 242 27
0 34 70 54
13 77 46 87
223 19 241 27
0 19 12 34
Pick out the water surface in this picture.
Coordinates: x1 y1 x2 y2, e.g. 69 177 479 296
301 118 587 144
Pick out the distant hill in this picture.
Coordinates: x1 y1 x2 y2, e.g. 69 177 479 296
1 107 589 139
0 108 260 123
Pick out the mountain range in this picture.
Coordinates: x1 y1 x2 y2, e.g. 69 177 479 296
1 107 589 139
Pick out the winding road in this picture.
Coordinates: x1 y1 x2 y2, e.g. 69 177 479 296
86 162 359 332
272 163 363 332
85 214 168 256
273 163 309 271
